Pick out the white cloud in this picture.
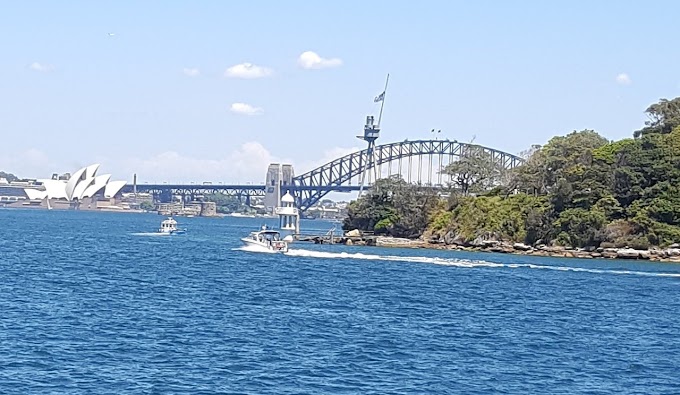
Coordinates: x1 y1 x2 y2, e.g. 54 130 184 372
224 62 273 79
182 68 200 77
616 73 631 85
115 143 367 185
230 102 264 116
119 142 286 183
297 51 343 70
29 62 54 72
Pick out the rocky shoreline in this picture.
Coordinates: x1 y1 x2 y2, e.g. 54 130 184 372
374 236 680 263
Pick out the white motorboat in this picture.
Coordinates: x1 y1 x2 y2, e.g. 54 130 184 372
241 225 288 253
158 217 186 235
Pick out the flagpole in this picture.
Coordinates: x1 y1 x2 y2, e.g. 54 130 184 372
377 73 389 128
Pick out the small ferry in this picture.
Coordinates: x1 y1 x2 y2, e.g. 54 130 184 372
158 217 186 235
241 225 288 253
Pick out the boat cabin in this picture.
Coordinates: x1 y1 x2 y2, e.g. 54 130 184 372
160 217 178 233
248 230 281 243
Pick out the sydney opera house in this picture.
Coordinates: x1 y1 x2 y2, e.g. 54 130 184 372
0 164 128 210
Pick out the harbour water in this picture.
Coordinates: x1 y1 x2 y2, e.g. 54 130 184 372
1 209 679 393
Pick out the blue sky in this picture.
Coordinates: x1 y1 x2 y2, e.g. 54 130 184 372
1 1 679 183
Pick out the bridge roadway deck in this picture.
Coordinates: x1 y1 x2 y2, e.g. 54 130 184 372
122 184 365 194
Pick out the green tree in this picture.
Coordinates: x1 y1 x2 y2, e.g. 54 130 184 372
203 193 246 213
634 97 680 138
343 177 439 238
444 145 503 195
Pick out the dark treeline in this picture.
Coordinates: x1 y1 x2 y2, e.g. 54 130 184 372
0 171 19 182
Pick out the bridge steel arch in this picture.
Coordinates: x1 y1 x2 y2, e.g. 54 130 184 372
292 139 525 212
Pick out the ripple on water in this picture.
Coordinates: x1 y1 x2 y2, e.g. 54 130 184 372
0 210 679 393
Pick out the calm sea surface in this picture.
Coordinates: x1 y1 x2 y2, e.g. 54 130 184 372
1 209 679 394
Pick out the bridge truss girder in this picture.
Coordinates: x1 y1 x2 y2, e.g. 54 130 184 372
124 185 266 204
292 139 524 212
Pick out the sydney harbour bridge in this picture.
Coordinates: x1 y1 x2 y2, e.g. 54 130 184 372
122 138 525 213
123 83 524 213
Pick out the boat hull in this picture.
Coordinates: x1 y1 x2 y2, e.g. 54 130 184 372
241 238 288 253
158 229 186 235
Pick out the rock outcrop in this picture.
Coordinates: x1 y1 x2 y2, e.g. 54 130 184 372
373 234 680 263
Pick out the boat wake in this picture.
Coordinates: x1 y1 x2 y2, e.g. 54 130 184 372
131 232 171 237
236 246 680 278
235 245 281 254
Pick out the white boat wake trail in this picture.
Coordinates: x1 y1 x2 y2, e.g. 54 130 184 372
131 232 170 237
235 246 680 278
236 245 281 254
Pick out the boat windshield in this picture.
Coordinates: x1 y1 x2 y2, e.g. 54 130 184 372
260 232 280 241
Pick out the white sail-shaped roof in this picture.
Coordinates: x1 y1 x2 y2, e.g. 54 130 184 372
24 189 48 200
85 163 100 179
104 180 126 198
72 177 95 200
65 166 87 201
82 174 111 198
40 164 125 202
43 180 68 199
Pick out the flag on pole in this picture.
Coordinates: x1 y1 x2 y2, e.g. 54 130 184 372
374 91 385 102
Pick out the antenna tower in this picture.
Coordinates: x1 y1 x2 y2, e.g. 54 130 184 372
358 74 389 196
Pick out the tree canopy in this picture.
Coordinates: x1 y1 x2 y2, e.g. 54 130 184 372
443 145 503 195
203 194 252 214
0 171 19 183
634 97 680 138
342 176 439 238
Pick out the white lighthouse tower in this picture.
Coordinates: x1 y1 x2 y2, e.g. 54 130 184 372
275 190 299 238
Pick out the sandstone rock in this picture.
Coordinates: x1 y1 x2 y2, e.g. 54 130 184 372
602 250 618 259
470 237 499 248
616 248 643 259
545 246 566 253
442 230 467 246
489 246 510 253
664 248 680 257
345 229 361 237
513 242 532 251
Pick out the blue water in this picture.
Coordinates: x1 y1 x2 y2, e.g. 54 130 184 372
1 209 679 394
